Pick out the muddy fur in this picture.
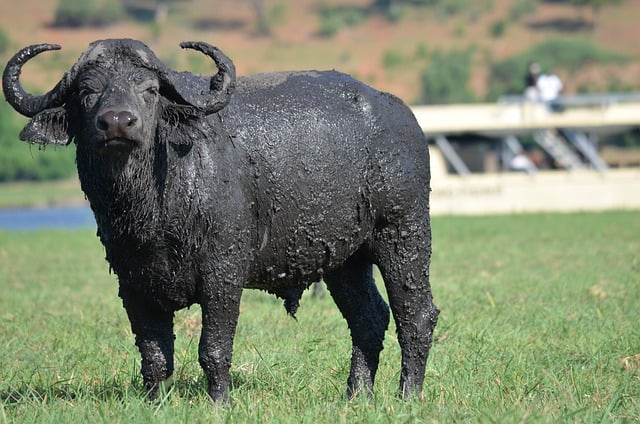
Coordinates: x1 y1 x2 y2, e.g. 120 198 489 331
3 38 439 402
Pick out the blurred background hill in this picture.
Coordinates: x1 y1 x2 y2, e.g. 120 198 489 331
2 0 639 103
1 0 639 182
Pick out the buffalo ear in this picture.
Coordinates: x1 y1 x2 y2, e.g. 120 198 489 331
19 107 72 146
160 103 202 149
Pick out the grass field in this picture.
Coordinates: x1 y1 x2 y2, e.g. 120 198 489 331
0 211 638 422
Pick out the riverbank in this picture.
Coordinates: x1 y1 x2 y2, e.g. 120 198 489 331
3 163 640 215
0 178 86 209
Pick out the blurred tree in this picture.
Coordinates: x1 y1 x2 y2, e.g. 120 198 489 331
318 5 364 37
508 0 536 20
121 0 193 24
372 0 493 21
54 0 124 27
0 27 9 54
374 0 440 10
566 0 624 8
563 0 625 30
373 0 440 18
249 0 269 35
420 48 475 104
247 0 286 36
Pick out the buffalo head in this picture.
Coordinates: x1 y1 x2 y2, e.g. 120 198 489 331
2 39 236 153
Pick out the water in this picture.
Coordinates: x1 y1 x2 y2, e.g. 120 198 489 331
0 205 95 230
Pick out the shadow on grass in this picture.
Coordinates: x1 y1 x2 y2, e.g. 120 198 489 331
1 379 143 405
0 371 261 406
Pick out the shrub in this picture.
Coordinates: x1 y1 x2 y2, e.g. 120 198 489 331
256 2 287 36
420 48 475 104
508 0 536 21
489 20 506 38
441 0 466 16
414 43 430 60
101 0 126 23
529 37 628 72
485 56 530 101
54 0 124 28
0 27 9 55
318 5 364 37
382 49 405 69
373 0 492 21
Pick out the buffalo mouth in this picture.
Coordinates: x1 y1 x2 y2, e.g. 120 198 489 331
99 137 140 152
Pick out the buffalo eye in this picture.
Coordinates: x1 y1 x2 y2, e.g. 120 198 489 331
79 88 101 110
138 80 160 103
143 86 158 96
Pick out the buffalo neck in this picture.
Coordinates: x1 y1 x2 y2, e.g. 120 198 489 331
76 139 168 246
75 124 240 249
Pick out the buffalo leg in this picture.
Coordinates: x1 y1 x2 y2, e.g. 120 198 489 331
119 286 175 399
374 218 439 399
198 286 243 402
324 254 390 399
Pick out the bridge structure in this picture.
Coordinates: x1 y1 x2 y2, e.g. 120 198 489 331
409 93 640 215
412 93 640 174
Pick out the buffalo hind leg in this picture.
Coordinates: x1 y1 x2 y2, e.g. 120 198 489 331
374 220 439 399
324 254 390 399
120 286 175 400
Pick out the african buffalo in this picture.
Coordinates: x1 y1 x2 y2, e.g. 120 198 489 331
2 39 438 402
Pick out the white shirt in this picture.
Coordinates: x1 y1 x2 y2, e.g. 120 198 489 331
536 74 563 102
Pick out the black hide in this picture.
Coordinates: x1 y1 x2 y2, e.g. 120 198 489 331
2 39 439 402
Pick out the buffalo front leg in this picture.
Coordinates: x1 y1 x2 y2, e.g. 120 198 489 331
374 219 439 399
198 284 243 402
324 253 390 399
119 286 175 400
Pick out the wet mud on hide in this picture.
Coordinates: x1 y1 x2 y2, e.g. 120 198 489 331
2 38 438 402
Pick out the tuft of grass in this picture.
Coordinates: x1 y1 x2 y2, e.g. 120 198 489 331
0 211 639 422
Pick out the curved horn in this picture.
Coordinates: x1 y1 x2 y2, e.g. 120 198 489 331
2 44 70 118
178 41 236 114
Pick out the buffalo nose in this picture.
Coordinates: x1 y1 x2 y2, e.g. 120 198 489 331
97 110 138 139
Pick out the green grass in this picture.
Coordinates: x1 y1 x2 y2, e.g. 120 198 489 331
1 211 639 422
